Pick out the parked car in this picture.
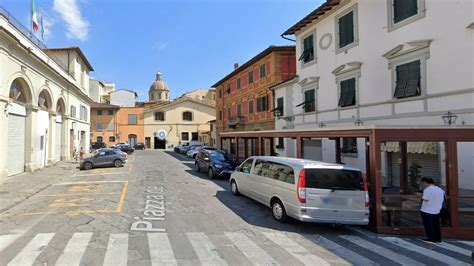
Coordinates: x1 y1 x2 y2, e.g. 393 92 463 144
174 143 190 153
80 149 126 170
187 146 216 158
180 142 204 154
115 144 135 154
195 149 238 178
134 142 146 150
90 142 106 152
111 142 126 149
229 156 370 225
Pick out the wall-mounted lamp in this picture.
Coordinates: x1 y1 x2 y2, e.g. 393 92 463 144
354 119 364 126
318 122 326 128
441 111 457 125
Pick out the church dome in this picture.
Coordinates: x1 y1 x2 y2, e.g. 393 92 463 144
149 72 169 92
149 72 170 102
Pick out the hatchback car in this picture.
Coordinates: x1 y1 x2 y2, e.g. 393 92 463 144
115 144 135 154
80 149 126 170
134 142 146 150
229 156 369 225
195 149 238 178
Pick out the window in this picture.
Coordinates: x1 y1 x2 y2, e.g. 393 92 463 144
342 137 358 153
108 110 114 115
394 60 421 99
226 84 231 94
256 96 268 112
227 108 231 119
219 110 223 120
338 78 356 107
97 110 102 115
109 136 115 142
181 132 189 141
335 4 359 53
79 105 87 121
305 169 363 190
128 114 138 125
239 158 253 173
237 104 242 117
192 132 198 141
393 0 418 23
276 137 285 149
107 123 114 131
259 64 266 78
270 162 294 184
248 100 254 114
248 71 254 84
276 97 284 116
96 123 103 130
97 136 103 143
237 78 241 89
70 106 76 118
253 160 272 178
155 112 165 121
299 34 314 64
303 89 316 113
183 111 193 121
219 89 222 98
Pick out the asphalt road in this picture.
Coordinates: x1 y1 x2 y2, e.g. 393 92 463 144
0 150 472 265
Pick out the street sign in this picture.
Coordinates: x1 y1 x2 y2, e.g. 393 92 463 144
154 130 167 140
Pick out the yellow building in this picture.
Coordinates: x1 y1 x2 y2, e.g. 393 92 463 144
143 73 215 149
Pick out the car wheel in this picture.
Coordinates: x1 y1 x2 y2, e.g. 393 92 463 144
114 160 123 168
230 180 240 196
271 200 288 223
195 162 200 172
208 168 215 179
83 162 93 170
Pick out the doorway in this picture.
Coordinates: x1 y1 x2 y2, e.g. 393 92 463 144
154 137 166 149
128 134 137 147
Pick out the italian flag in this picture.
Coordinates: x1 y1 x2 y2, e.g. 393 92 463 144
31 0 39 32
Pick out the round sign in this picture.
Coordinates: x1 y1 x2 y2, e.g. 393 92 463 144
155 130 167 140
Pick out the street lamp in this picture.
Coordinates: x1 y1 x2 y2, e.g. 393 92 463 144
442 111 457 125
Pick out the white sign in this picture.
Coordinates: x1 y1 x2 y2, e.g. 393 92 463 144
154 130 167 140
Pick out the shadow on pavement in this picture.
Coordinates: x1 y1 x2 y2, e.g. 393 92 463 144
166 151 354 235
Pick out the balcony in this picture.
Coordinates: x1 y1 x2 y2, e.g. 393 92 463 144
227 116 244 128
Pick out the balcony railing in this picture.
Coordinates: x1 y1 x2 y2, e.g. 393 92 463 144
227 116 244 128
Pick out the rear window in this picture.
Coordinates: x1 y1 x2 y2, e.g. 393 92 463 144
305 169 363 191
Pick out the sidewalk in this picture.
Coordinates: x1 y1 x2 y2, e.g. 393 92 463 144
0 161 80 213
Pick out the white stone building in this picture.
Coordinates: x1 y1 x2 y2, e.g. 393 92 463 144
110 89 138 107
89 79 106 103
272 0 473 187
0 8 93 179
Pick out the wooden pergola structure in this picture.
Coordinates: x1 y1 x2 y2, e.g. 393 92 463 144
220 126 474 239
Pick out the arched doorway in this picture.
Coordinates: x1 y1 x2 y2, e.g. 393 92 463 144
37 89 53 167
128 134 137 147
7 78 32 176
55 98 66 161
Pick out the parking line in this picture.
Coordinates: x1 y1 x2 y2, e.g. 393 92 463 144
116 181 128 212
38 192 121 197
53 180 126 186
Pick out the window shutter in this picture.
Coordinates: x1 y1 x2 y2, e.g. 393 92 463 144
339 16 346 47
339 80 348 107
346 11 354 44
345 78 356 106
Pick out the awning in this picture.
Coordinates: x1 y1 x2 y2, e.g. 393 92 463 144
381 142 438 155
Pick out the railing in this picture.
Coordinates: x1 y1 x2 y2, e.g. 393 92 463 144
0 5 69 72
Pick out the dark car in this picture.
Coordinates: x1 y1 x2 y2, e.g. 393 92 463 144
80 149 126 170
195 150 238 179
134 142 146 150
116 144 135 154
90 142 106 152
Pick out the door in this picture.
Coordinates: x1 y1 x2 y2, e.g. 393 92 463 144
154 137 166 149
7 105 26 176
249 159 271 203
94 150 108 166
234 158 254 193
128 134 137 147
55 119 62 161
303 139 322 161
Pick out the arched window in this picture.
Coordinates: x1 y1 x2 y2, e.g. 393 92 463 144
154 111 165 121
9 79 30 103
38 90 52 110
182 111 193 121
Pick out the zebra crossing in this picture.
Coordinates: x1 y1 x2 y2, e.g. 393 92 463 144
0 231 473 265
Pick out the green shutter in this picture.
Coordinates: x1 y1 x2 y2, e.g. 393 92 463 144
304 90 315 112
339 80 348 107
339 11 354 48
394 0 418 23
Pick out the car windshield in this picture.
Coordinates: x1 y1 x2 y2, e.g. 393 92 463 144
209 151 231 162
305 169 364 191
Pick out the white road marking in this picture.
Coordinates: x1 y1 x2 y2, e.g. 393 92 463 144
340 235 423 266
263 232 330 266
147 233 177 266
0 234 21 253
312 235 378 266
381 237 470 266
55 232 93 266
103 234 128 266
458 241 474 247
225 232 279 265
437 242 473 257
187 232 227 265
7 233 55 266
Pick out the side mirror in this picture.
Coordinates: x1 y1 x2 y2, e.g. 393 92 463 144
235 166 242 172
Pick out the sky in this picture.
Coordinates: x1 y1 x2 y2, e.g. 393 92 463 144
1 0 322 101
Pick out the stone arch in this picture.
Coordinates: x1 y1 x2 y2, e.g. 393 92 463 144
37 87 54 110
56 97 66 114
8 76 33 104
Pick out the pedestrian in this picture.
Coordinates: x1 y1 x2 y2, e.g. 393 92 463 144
73 147 78 163
79 147 85 161
417 177 445 244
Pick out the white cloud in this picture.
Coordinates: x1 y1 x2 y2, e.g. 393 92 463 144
53 0 89 41
41 14 55 42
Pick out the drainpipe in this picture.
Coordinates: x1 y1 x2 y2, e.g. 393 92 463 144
280 34 296 43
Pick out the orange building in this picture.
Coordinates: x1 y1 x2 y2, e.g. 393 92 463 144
90 102 120 147
116 107 145 147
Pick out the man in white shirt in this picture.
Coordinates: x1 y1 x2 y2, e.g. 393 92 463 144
418 177 445 244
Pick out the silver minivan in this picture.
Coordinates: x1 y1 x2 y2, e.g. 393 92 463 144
229 156 369 225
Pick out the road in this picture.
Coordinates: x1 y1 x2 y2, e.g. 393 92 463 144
0 150 472 265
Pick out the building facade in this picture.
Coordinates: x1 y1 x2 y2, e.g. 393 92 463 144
213 46 296 152
90 102 120 147
0 8 93 179
116 107 145 147
110 89 138 107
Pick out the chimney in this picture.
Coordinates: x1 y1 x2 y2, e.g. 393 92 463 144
234 63 239 70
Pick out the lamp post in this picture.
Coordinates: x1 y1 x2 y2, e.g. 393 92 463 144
442 111 457 125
